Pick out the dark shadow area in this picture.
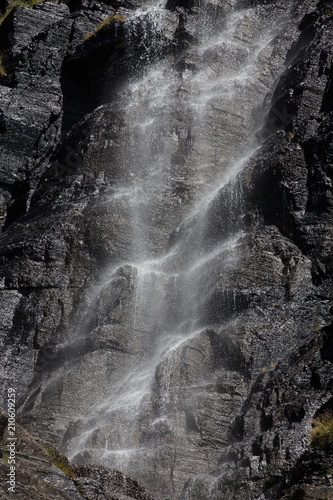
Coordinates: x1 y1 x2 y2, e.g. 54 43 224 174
321 323 333 362
60 21 128 135
2 179 29 231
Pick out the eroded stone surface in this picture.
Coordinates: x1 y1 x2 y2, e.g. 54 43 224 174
0 0 332 499
0 407 155 499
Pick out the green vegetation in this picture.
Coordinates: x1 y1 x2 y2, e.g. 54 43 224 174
310 410 333 449
0 53 6 77
83 13 126 41
43 443 77 478
1 449 9 461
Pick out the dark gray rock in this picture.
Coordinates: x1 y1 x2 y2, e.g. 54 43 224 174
0 407 155 499
0 0 332 499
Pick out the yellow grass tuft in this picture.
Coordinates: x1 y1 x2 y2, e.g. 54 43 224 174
310 410 333 449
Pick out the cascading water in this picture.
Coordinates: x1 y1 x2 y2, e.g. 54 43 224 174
20 1 305 498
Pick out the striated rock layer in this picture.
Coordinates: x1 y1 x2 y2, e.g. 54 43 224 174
0 407 155 499
0 0 332 499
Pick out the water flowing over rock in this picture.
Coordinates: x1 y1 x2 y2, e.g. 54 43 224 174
0 0 332 499
0 407 155 499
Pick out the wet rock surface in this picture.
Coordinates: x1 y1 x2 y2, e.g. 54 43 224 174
0 0 332 499
0 408 155 499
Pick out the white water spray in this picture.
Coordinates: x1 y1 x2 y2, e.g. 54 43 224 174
54 1 301 497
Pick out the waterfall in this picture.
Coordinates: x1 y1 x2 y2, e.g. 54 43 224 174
21 1 303 498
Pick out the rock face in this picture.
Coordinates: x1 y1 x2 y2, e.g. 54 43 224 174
0 0 332 499
0 408 155 499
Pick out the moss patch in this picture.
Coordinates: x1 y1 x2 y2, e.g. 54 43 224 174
42 442 77 478
0 53 6 77
1 449 9 461
310 410 333 450
83 13 126 40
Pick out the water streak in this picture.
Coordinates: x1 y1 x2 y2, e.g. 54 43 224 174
61 1 300 497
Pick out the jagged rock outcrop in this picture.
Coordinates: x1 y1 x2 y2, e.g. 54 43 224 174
0 408 155 499
0 0 332 499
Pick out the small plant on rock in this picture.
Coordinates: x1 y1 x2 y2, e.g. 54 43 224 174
42 442 77 478
310 410 333 450
0 53 6 76
83 12 126 40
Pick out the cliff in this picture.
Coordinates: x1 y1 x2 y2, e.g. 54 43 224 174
0 0 332 499
0 407 155 499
